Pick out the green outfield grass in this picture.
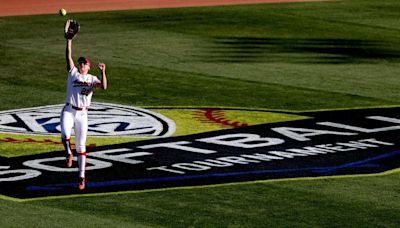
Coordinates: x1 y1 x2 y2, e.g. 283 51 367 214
1 0 400 226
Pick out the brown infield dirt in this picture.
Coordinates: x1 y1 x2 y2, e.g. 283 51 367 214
0 0 322 17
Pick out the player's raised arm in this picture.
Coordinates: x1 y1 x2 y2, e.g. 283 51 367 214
65 39 74 72
64 19 80 72
97 63 108 90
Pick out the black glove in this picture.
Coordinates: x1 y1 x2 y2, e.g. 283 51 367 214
64 19 80 40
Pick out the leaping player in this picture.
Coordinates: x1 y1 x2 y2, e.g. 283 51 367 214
61 20 108 190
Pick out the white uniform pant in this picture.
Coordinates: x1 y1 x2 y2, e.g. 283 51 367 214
60 105 88 153
60 105 88 178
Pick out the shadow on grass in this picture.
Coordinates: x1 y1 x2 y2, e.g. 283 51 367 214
195 37 400 64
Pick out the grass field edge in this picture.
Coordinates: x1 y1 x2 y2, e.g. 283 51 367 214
2 167 399 203
143 104 400 113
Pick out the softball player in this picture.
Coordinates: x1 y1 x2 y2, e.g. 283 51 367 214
61 31 107 190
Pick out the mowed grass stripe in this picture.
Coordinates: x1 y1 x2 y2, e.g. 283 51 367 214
1 0 400 226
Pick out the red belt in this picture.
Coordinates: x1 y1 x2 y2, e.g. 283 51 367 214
66 103 87 111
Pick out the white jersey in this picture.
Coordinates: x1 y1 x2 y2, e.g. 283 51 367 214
65 67 100 108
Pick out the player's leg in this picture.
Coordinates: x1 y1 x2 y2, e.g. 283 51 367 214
60 105 74 167
74 110 88 190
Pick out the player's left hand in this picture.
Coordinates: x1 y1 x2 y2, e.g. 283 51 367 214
98 63 106 71
64 19 80 40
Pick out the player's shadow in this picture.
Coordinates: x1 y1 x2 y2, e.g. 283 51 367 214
195 37 400 64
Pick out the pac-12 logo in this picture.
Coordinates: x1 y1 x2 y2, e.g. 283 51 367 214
0 102 175 137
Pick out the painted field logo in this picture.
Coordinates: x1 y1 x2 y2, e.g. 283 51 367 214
0 102 175 137
2 107 400 200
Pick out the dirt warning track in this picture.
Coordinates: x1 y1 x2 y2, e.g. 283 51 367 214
0 0 323 17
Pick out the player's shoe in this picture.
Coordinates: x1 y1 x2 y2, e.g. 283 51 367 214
78 177 85 190
66 153 73 168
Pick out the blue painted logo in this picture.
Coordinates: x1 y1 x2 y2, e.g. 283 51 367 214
0 102 175 137
1 107 400 199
